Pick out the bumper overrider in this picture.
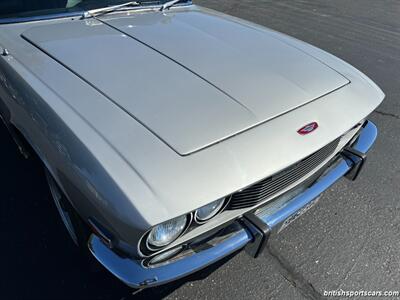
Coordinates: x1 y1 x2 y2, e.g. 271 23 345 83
88 120 377 289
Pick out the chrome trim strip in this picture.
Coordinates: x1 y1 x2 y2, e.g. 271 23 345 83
88 120 377 288
89 225 252 287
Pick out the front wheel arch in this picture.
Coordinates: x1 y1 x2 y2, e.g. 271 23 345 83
44 169 91 249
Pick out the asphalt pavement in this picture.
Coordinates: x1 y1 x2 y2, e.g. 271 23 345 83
2 1 400 299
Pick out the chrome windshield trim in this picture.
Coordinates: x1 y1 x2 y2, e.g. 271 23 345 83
0 12 83 25
0 1 193 24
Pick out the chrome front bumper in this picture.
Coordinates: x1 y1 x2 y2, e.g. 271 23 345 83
88 121 378 289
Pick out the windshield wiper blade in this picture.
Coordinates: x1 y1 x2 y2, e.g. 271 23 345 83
83 1 140 18
160 0 181 11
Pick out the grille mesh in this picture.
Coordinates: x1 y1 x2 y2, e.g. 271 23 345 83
228 138 340 209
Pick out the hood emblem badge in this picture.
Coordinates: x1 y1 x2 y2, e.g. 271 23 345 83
297 122 319 135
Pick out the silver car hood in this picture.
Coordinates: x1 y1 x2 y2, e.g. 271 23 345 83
22 8 348 155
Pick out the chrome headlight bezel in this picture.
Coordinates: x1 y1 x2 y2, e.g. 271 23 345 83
194 197 227 224
140 197 231 256
145 214 190 251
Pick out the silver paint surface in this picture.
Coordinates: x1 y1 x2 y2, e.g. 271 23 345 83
22 9 349 155
0 4 384 254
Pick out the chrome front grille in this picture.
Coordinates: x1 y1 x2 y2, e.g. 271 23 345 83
228 138 340 210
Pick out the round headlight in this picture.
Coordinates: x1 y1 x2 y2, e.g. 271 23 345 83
147 215 188 249
195 198 225 222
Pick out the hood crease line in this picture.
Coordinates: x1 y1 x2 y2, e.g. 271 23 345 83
96 16 256 118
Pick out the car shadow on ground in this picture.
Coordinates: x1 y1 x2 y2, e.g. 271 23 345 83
0 123 235 300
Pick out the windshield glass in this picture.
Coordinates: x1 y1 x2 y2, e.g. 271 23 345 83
0 0 187 21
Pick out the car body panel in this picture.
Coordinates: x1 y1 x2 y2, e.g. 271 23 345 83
0 4 384 255
22 9 348 155
101 9 349 121
21 19 256 156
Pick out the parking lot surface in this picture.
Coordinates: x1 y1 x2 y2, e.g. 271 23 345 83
2 1 400 299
